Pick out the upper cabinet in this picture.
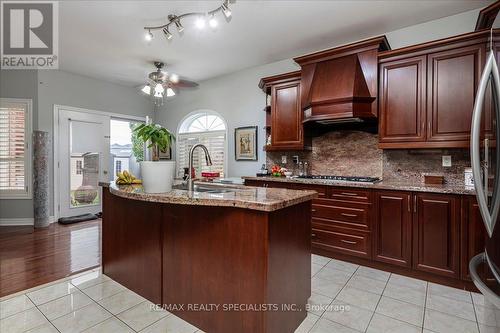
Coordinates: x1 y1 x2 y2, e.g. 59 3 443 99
378 30 493 149
259 71 310 151
379 55 427 144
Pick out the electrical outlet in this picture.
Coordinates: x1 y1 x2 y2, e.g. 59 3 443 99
292 155 299 164
442 155 452 167
281 155 287 164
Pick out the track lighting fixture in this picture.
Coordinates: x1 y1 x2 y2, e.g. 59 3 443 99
162 28 173 40
209 14 218 28
195 15 206 29
222 1 231 18
174 18 184 33
143 0 233 41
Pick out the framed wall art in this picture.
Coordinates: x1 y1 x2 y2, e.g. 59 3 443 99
235 126 258 161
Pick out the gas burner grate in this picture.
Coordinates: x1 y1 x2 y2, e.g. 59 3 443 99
298 175 380 183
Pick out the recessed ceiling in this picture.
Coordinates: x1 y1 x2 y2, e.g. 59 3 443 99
59 0 490 86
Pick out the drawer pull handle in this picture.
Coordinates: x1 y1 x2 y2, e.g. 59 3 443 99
311 209 317 212
341 213 357 217
341 192 358 196
341 239 357 245
311 233 317 237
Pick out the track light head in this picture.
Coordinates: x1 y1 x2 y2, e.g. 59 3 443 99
162 28 173 40
221 2 231 18
174 19 184 32
209 14 218 28
195 15 206 29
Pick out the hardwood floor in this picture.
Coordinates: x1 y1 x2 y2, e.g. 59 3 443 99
0 219 101 298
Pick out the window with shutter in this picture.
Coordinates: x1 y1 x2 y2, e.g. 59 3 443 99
0 98 32 199
177 112 227 178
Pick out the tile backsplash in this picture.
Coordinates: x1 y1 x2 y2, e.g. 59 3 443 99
266 130 471 185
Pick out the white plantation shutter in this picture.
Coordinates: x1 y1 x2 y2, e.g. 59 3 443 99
176 131 226 178
0 99 32 198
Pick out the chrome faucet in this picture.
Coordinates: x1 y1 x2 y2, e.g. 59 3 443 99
187 143 213 191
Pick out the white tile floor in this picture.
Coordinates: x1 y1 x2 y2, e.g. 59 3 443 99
0 255 498 333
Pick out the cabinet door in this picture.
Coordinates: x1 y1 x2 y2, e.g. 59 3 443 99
427 44 484 143
271 81 303 148
413 193 460 278
461 197 487 281
374 191 412 267
379 55 427 144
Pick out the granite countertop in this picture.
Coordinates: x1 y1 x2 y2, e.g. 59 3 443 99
241 176 477 196
99 181 317 212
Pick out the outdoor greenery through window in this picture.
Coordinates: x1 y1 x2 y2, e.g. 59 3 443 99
177 112 226 178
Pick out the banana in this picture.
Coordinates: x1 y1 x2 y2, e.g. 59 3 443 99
115 170 142 185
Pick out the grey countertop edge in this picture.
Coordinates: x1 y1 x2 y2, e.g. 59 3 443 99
99 182 318 212
241 176 477 196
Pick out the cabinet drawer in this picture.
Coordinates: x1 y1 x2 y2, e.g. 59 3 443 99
293 184 327 198
312 202 370 230
311 227 371 259
330 188 370 202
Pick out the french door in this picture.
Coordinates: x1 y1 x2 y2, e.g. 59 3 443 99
58 109 110 218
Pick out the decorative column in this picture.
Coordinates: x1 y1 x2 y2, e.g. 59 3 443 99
33 131 50 228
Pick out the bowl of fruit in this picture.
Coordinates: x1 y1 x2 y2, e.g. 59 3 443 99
271 165 287 177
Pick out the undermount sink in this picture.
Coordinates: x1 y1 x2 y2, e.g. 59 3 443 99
173 183 235 194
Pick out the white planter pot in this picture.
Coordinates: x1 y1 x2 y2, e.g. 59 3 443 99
140 161 176 193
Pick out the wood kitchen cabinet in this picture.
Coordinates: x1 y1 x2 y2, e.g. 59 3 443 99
373 191 412 267
379 56 427 145
244 179 483 290
461 196 487 280
413 193 461 278
378 30 491 149
427 44 484 143
259 71 310 151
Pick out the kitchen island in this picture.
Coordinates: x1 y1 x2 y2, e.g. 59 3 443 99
100 182 316 333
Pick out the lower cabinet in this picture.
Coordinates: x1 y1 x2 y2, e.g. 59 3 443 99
244 179 482 287
413 193 461 278
373 191 412 267
461 196 487 280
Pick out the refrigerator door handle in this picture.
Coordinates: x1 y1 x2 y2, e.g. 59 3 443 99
471 52 500 237
469 253 500 309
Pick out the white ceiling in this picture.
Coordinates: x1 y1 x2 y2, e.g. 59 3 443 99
59 0 491 87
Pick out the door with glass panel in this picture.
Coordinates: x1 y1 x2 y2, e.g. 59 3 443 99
58 109 110 218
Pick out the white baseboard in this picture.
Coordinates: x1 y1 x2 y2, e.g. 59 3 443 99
0 216 56 226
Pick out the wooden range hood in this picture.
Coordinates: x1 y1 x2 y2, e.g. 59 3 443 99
294 36 390 124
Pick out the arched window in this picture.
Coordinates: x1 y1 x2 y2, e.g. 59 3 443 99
177 111 227 178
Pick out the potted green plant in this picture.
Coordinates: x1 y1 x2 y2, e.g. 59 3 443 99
133 123 176 193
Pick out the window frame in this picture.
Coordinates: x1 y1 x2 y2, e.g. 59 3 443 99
0 98 33 200
176 110 228 178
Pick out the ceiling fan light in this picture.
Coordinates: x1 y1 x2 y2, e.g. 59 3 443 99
221 2 231 18
166 88 176 97
145 30 153 41
154 83 165 94
169 73 179 83
141 84 151 95
174 19 184 33
154 90 164 98
163 28 173 40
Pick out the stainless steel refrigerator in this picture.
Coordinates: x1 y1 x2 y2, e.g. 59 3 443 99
469 48 500 311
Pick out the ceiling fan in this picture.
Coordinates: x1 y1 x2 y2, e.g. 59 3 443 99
141 61 198 104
